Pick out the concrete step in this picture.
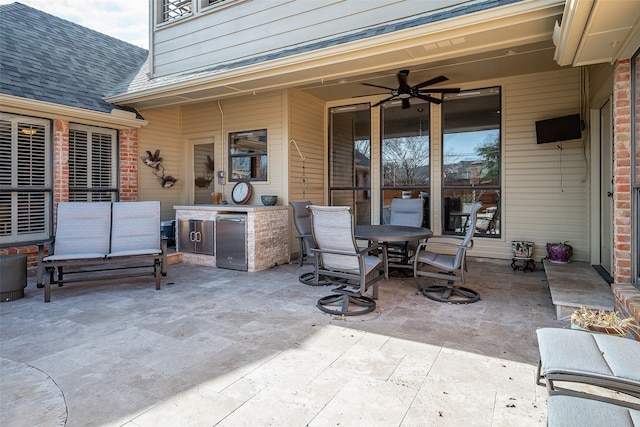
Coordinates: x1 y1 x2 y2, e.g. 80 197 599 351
543 259 614 321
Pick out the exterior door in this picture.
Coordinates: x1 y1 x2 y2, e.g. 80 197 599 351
192 140 215 204
600 99 613 275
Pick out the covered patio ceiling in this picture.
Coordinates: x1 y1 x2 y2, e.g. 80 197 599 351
112 0 639 110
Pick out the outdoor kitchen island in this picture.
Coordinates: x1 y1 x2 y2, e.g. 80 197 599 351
174 205 289 272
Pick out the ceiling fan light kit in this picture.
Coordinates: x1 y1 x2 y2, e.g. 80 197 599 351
360 69 460 109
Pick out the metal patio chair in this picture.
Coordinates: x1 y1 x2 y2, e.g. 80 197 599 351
308 205 387 316
385 197 425 265
413 202 482 304
290 200 331 286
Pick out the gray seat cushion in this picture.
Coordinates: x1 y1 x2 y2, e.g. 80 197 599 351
547 395 640 426
537 327 640 395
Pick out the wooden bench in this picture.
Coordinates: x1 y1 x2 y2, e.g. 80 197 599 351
37 201 167 302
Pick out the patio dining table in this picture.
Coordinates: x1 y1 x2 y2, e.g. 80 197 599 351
355 224 432 243
355 224 433 274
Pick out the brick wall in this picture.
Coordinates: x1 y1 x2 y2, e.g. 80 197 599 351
0 122 139 269
613 60 632 284
119 128 138 202
612 58 640 339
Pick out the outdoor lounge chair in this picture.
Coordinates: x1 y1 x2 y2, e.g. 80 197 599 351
412 202 482 304
536 327 640 407
308 205 387 316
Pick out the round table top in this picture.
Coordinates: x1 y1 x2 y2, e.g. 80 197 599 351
355 224 432 242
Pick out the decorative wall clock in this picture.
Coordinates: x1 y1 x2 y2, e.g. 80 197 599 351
231 180 252 204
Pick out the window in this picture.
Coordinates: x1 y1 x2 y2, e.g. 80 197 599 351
0 114 52 245
68 124 118 202
161 0 192 22
228 129 267 181
381 101 430 227
329 104 372 225
442 87 501 236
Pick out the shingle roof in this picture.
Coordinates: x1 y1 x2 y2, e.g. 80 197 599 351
109 0 522 98
0 2 148 114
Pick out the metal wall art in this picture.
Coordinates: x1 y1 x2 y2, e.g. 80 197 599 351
141 150 178 188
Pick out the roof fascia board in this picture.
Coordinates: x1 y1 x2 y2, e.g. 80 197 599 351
0 94 148 129
553 0 594 66
617 19 640 61
108 0 564 105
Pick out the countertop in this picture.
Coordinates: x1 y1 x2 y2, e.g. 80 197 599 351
174 204 288 212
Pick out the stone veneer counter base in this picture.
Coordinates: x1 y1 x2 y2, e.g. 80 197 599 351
174 205 289 272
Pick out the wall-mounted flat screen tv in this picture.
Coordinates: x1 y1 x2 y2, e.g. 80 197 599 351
535 114 582 144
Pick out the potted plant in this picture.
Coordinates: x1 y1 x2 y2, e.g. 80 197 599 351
546 241 573 263
511 240 534 258
570 306 637 336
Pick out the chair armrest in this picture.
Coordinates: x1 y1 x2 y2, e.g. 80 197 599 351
311 242 381 258
311 247 362 257
416 238 473 253
358 242 381 256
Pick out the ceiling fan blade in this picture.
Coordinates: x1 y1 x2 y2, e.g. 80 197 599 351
419 87 461 94
352 92 388 98
413 75 449 90
371 95 396 107
416 94 443 104
360 83 395 91
402 98 411 109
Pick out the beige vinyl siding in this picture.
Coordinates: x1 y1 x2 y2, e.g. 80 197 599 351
288 89 325 204
137 107 183 221
152 0 463 77
287 89 325 257
497 67 588 261
180 91 285 205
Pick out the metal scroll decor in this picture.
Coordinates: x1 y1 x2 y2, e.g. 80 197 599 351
141 150 178 188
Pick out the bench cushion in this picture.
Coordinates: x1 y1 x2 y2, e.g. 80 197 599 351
537 327 640 394
547 395 640 426
109 201 161 256
46 202 112 258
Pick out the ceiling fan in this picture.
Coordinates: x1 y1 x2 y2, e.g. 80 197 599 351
359 70 460 109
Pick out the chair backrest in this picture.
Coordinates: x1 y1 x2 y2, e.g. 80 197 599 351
453 202 482 266
110 201 161 254
307 205 359 271
289 200 316 256
54 202 112 255
477 201 500 234
389 198 424 227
